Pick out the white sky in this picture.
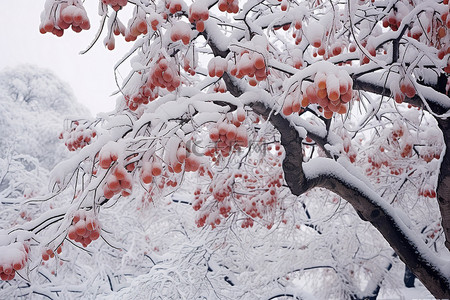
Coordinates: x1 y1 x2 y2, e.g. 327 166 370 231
1 1 133 115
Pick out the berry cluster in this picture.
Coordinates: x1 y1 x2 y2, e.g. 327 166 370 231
98 145 119 169
205 109 248 158
59 122 96 152
300 70 353 119
103 166 133 199
183 56 196 75
218 0 239 13
148 58 182 92
230 51 267 83
188 2 209 32
67 211 101 247
40 3 90 36
125 85 158 111
166 0 185 14
170 21 192 45
194 144 285 230
208 57 228 78
0 243 29 281
101 0 128 11
125 17 148 42
419 185 437 198
140 159 163 184
41 244 63 261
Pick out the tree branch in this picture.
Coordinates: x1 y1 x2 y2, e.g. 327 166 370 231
303 158 450 299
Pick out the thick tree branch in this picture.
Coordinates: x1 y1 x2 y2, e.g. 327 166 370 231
437 118 450 251
251 102 309 195
302 158 450 299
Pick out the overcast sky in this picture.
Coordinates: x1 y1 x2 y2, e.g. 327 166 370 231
1 1 133 115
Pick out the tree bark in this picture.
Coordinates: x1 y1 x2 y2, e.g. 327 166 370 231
302 159 450 298
437 118 450 251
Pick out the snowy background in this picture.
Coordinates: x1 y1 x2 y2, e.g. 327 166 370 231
1 0 133 115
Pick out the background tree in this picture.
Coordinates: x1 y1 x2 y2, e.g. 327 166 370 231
1 0 449 298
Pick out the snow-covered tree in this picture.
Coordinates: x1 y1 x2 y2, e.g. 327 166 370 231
1 0 450 298
0 65 90 168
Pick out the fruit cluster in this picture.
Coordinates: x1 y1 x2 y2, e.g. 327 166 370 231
60 123 96 152
419 186 437 198
125 85 158 111
170 21 192 45
102 0 128 11
125 17 148 42
148 58 182 92
218 0 239 13
188 2 209 32
166 0 185 14
194 145 285 230
183 56 196 75
67 211 101 247
41 244 63 261
208 57 228 78
98 145 119 169
205 109 248 158
140 159 163 184
103 165 133 199
421 151 441 163
287 70 353 119
0 242 29 281
382 5 405 31
40 3 90 36
230 51 267 83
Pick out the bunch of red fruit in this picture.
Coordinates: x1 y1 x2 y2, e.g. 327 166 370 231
148 57 182 92
67 211 101 247
40 3 90 36
41 244 63 261
101 0 128 11
218 0 239 13
205 108 248 158
290 69 353 119
188 2 209 32
230 51 267 84
60 123 96 152
0 242 29 281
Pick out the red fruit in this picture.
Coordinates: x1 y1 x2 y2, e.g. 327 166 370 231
13 262 23 271
301 96 309 107
90 230 100 241
323 111 333 119
332 45 342 56
142 172 153 184
282 104 293 116
173 163 183 173
103 186 115 199
209 128 220 141
312 40 321 48
76 224 86 236
107 177 120 191
196 20 205 32
114 167 127 181
99 156 112 169
254 54 265 69
151 162 162 176
86 220 96 231
236 107 246 122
